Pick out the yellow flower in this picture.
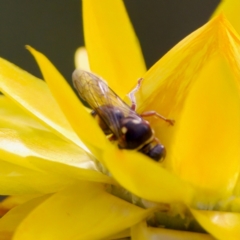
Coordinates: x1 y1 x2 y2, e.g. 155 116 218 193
0 0 240 239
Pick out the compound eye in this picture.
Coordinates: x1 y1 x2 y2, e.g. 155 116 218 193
147 144 166 161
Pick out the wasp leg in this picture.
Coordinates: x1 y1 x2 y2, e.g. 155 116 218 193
91 110 97 117
127 78 143 111
154 137 160 144
141 111 175 126
108 134 118 141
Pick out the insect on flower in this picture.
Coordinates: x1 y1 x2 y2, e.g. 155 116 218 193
72 70 174 161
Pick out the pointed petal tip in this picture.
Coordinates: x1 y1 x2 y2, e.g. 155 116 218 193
26 46 42 58
210 12 232 23
25 45 36 54
27 46 108 151
25 45 30 50
74 47 90 71
210 13 240 38
213 12 226 20
211 0 240 36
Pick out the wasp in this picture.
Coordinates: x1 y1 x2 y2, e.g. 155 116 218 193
72 69 174 161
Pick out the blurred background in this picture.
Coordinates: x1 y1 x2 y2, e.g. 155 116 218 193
0 0 220 84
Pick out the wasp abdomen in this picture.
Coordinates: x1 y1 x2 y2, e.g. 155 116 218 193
141 143 166 161
94 105 124 135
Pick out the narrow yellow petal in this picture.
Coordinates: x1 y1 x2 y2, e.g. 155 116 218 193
13 182 153 240
83 0 146 98
0 58 85 150
191 209 240 240
131 221 215 240
0 159 76 195
30 157 115 185
0 124 88 169
74 47 90 71
134 16 240 196
107 229 130 240
27 46 107 154
103 145 194 204
0 195 43 214
0 195 50 239
0 97 111 185
0 95 89 169
0 95 48 131
212 0 240 35
0 121 112 185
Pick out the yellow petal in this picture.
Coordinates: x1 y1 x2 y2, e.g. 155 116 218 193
0 95 48 131
0 120 112 185
0 195 43 215
27 46 107 154
217 197 240 212
82 0 146 98
0 58 85 151
135 16 240 196
191 209 240 240
74 47 90 71
0 195 50 239
170 53 240 197
0 98 111 185
13 182 153 240
135 15 240 116
30 157 115 185
0 108 86 194
0 95 85 164
0 160 75 195
131 221 215 240
212 0 240 35
233 176 240 197
107 229 130 239
0 95 89 169
0 122 88 169
103 145 194 204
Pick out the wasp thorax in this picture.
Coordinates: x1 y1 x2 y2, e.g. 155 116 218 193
97 105 124 122
93 105 125 135
119 117 153 149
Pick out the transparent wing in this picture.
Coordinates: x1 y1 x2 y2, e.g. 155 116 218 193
72 69 136 137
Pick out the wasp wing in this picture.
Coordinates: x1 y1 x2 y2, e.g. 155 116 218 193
72 70 135 138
